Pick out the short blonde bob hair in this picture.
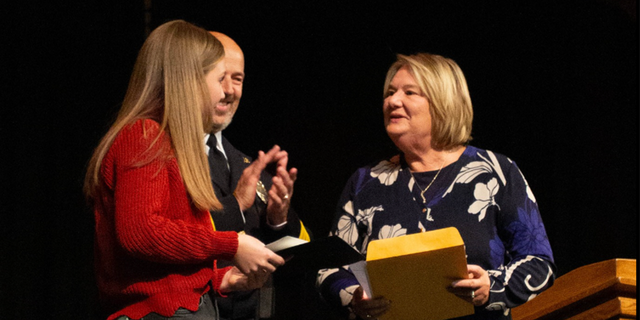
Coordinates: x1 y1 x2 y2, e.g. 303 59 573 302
383 53 473 150
84 20 224 211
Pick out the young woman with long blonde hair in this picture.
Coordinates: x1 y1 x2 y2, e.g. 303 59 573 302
84 20 284 320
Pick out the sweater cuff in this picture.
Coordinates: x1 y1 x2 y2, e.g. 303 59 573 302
212 264 234 297
211 231 239 261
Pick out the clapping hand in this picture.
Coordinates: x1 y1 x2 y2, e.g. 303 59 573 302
266 150 297 225
233 145 285 211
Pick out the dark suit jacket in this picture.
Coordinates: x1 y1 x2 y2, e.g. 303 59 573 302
209 135 308 320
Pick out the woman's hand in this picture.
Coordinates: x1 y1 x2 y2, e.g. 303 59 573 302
219 266 270 293
448 264 491 306
233 233 284 275
350 286 391 320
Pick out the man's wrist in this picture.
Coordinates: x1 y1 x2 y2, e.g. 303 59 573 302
233 191 249 212
266 216 288 230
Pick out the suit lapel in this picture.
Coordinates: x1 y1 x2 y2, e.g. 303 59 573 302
221 136 252 192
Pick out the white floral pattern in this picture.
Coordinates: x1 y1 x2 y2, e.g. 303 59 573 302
444 150 505 198
335 201 382 251
316 267 339 286
335 201 358 246
425 207 434 222
339 285 359 306
518 167 537 203
485 302 508 312
378 224 407 239
469 177 501 221
357 205 382 251
370 156 401 186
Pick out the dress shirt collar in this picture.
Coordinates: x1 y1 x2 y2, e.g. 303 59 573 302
204 131 228 160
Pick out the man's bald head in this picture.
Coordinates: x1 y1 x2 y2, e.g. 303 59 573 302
210 32 244 58
209 31 245 133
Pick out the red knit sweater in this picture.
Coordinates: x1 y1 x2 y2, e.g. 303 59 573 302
94 119 239 320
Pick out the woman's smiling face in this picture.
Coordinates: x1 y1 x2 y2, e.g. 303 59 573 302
383 66 432 149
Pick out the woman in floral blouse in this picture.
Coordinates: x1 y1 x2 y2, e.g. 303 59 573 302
317 53 555 319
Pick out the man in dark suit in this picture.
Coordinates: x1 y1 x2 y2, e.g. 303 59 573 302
206 31 310 320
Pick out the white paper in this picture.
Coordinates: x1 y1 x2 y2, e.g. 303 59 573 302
266 236 308 253
349 260 372 298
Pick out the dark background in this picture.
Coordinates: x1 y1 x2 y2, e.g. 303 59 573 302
2 1 637 319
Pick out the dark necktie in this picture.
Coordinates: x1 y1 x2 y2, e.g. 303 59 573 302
207 134 230 192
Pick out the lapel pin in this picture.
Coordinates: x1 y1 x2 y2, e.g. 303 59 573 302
256 181 268 204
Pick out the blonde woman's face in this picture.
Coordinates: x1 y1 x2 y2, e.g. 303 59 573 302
383 66 432 149
205 62 226 114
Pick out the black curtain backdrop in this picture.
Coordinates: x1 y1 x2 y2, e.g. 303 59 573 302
2 1 637 319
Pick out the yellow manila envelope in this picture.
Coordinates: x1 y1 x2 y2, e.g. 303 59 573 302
366 227 474 320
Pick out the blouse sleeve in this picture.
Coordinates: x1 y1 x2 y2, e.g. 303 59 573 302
484 160 556 311
317 170 364 316
108 120 238 264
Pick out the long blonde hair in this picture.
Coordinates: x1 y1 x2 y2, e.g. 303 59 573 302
84 20 224 211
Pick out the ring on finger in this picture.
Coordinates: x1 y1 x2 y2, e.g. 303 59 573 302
283 194 289 200
470 290 475 299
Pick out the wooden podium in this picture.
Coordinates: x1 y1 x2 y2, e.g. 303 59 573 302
512 258 636 320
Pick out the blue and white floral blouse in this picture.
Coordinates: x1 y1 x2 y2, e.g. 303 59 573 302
317 146 555 319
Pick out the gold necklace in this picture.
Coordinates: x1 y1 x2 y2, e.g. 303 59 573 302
410 160 445 204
